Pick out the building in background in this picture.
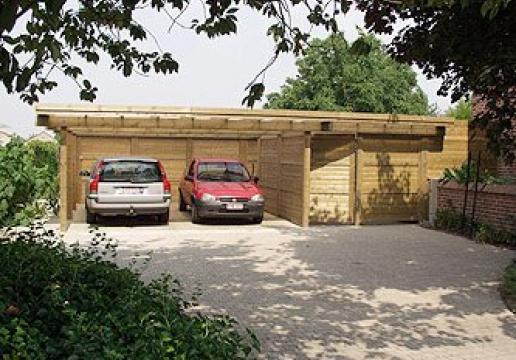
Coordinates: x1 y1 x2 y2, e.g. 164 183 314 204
0 127 13 146
27 130 56 143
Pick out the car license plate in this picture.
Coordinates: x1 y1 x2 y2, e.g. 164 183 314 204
226 203 244 210
120 188 142 195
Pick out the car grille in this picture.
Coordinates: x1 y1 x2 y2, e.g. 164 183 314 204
217 197 249 203
218 208 249 214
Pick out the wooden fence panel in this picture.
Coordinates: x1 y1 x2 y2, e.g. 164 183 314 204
258 135 307 225
309 136 353 224
279 136 305 225
359 138 421 223
427 121 468 179
258 137 280 216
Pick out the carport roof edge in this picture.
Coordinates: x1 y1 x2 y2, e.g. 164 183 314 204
35 103 455 135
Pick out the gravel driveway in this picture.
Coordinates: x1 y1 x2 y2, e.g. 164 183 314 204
64 219 516 360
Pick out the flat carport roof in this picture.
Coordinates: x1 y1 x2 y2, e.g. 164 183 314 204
35 104 459 230
36 104 453 137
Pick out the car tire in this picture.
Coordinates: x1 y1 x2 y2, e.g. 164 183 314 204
191 203 202 224
179 191 187 212
252 216 263 224
159 211 169 225
86 208 97 224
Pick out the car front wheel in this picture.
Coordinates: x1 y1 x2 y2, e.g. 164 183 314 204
252 216 263 224
191 203 202 224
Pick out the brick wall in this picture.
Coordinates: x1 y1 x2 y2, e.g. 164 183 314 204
497 159 516 179
437 181 516 234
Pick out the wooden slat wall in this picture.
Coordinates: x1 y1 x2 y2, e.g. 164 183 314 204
259 137 280 215
359 137 421 224
309 136 354 224
76 137 132 205
427 121 469 179
131 138 187 189
71 136 258 215
258 135 306 225
280 136 305 225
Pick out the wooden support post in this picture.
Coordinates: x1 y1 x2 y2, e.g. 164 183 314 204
349 144 356 224
301 132 311 227
238 139 248 167
353 141 363 226
277 135 282 218
256 137 261 177
65 132 77 215
418 149 429 222
185 138 193 167
59 144 68 232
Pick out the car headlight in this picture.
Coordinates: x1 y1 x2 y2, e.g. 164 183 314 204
201 193 217 202
251 194 264 202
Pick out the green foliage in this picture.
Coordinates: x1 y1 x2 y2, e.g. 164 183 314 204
445 98 472 120
265 33 431 115
0 138 59 227
0 1 182 103
440 162 500 185
501 260 516 313
357 0 515 161
0 225 260 358
0 0 355 107
475 222 516 247
435 209 516 247
1 0 513 146
435 208 464 233
26 140 60 208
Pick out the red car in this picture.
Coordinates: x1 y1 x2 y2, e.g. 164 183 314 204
178 158 265 224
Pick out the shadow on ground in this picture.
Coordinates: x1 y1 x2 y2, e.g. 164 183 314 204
101 224 515 359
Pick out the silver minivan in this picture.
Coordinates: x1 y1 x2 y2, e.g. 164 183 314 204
83 158 171 224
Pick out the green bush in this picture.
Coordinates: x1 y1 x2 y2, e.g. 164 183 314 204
475 223 516 247
501 260 516 313
0 224 260 359
441 162 501 185
26 140 60 209
435 208 464 233
435 209 516 247
0 138 59 226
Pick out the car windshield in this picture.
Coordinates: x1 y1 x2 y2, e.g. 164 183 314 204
99 161 162 183
197 162 250 182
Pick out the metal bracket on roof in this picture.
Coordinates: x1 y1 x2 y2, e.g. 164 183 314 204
320 121 333 131
36 114 50 127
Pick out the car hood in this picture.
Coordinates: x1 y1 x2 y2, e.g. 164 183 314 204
197 181 260 198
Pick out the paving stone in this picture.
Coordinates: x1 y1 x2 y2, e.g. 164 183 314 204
64 222 516 359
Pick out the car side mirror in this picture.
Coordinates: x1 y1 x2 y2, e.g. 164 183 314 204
184 175 193 181
253 176 259 184
79 170 91 177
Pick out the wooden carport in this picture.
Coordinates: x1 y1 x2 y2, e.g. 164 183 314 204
36 104 467 230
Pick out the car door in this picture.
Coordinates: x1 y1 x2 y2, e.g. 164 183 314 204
181 160 196 205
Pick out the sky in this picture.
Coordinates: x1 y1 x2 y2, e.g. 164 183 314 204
0 4 451 137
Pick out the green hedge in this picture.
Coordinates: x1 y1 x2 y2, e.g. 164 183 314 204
435 208 516 247
501 260 516 313
0 225 260 359
0 137 59 227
